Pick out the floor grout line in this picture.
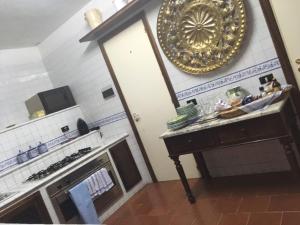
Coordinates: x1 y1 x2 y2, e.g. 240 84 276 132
266 195 272 211
216 213 223 225
245 213 251 225
236 197 244 213
279 212 284 225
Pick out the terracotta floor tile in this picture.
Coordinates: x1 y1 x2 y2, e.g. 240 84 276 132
239 196 270 212
136 215 171 225
192 212 221 225
171 197 215 216
147 205 172 216
230 187 258 198
269 194 300 211
218 213 249 225
213 197 242 213
104 173 300 225
247 212 282 225
281 212 300 225
169 214 197 225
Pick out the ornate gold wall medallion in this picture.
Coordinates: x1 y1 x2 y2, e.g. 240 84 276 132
157 0 247 74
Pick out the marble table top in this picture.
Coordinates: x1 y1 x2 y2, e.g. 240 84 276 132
160 98 287 139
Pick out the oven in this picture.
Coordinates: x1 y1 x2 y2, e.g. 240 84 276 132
46 153 123 224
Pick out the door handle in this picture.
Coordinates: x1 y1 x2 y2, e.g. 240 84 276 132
296 59 300 72
132 113 141 122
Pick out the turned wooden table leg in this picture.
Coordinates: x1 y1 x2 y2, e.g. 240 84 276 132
193 152 211 180
170 155 195 204
280 137 300 177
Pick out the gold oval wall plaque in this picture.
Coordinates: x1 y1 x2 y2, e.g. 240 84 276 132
157 0 247 74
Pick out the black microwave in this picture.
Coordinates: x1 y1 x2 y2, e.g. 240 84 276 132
25 86 76 115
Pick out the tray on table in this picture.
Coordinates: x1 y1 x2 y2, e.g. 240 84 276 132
218 89 289 119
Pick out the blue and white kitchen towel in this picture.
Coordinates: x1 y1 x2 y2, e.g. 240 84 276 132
85 168 114 198
69 181 100 224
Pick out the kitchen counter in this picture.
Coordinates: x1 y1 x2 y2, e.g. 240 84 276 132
160 96 300 204
0 133 129 210
160 98 287 139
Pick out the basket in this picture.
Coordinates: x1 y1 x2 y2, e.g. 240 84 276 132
218 107 247 119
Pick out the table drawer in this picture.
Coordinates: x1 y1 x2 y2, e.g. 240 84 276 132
218 114 286 145
164 130 216 155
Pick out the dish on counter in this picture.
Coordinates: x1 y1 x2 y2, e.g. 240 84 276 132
167 115 189 130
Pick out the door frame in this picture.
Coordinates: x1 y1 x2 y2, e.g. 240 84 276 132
259 0 300 116
98 12 179 182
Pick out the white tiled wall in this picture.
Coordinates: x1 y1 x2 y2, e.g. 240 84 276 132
38 0 291 179
0 106 85 172
0 47 53 128
0 131 103 191
145 0 286 101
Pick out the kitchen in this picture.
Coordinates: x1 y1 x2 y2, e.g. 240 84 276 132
1 0 300 225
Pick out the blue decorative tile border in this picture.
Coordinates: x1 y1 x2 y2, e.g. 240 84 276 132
0 157 17 172
176 58 282 101
89 112 127 128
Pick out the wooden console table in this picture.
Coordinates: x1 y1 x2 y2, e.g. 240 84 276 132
160 97 300 203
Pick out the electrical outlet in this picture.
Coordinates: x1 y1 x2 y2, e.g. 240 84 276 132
187 99 197 105
102 86 115 100
61 126 69 133
259 74 274 85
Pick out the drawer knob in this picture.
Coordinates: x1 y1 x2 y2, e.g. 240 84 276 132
187 139 192 143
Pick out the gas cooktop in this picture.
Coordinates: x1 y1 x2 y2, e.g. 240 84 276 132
26 147 92 182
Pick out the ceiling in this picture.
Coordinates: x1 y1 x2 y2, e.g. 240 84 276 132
0 0 91 50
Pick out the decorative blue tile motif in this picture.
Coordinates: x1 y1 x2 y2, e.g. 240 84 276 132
90 112 127 128
0 157 18 172
176 58 282 101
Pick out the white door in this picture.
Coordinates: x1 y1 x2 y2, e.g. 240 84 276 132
103 20 199 181
270 0 300 86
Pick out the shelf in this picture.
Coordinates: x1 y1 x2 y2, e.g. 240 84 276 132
79 0 149 43
0 105 80 135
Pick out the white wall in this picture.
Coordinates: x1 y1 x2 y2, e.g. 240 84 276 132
39 0 290 178
0 47 53 128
